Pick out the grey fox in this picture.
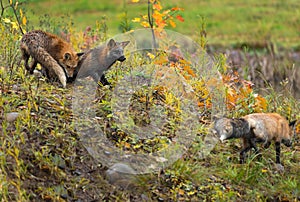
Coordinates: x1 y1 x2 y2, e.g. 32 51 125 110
212 113 296 164
71 39 130 86
20 30 83 87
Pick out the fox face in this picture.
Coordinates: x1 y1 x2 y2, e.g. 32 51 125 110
212 118 234 142
212 117 250 142
59 52 84 78
107 39 130 62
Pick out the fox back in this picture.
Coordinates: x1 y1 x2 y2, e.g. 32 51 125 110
212 113 295 164
213 113 292 146
74 39 129 84
20 30 82 87
243 113 292 146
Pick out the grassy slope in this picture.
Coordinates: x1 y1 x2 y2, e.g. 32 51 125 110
25 0 300 48
1 60 300 201
1 0 300 201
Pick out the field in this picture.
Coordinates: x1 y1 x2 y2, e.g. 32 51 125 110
1 0 300 201
25 0 300 48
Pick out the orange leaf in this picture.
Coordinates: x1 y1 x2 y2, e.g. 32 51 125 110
124 142 131 149
178 189 185 195
176 15 184 22
153 11 163 22
169 19 176 28
153 2 162 11
171 6 184 11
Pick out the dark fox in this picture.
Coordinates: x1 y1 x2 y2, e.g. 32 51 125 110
20 30 83 87
71 39 130 86
212 113 296 164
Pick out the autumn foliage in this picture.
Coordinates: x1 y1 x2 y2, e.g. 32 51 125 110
132 0 184 33
131 0 269 116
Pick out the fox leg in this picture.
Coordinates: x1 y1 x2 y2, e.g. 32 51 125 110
263 141 271 149
100 74 110 86
240 145 252 164
92 73 111 87
90 73 100 84
21 50 31 72
250 138 262 160
275 141 281 164
29 58 38 74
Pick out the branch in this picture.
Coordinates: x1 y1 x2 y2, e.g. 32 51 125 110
1 0 5 17
7 0 24 34
147 0 153 28
148 0 157 49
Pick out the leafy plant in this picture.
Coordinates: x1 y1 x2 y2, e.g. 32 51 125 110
131 0 184 48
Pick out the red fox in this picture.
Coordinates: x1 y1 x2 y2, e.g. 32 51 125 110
20 30 83 87
71 39 129 86
212 113 296 164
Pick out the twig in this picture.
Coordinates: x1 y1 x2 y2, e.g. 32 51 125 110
8 0 24 34
148 0 157 49
0 0 4 17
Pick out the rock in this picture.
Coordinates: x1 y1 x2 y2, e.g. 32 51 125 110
12 84 19 91
33 70 42 78
105 163 137 189
5 112 19 122
275 163 285 173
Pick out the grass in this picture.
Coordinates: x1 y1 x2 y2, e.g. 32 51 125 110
1 34 300 201
23 0 300 48
0 1 300 201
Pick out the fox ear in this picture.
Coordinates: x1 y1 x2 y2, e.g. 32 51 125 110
121 41 130 48
107 39 116 49
64 52 71 60
77 52 84 57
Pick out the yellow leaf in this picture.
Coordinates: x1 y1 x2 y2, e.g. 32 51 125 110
132 17 140 22
140 21 149 28
9 0 12 5
142 15 148 20
22 16 27 26
11 22 19 30
19 9 23 17
169 19 176 28
261 169 268 173
3 18 11 23
131 0 139 2
147 52 155 59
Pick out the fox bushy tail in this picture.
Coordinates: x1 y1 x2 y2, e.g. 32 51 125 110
27 43 67 87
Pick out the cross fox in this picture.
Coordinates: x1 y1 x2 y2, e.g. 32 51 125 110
71 39 130 86
212 113 296 164
20 30 83 87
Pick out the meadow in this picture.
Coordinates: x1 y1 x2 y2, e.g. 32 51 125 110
0 0 300 201
25 0 300 48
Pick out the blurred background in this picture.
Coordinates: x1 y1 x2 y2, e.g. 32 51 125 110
24 0 300 97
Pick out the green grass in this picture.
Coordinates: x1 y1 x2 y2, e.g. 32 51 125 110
24 0 300 48
1 1 300 201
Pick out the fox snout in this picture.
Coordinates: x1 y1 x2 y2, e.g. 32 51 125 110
118 56 126 62
219 134 228 143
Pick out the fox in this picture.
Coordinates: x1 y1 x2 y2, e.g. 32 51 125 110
71 38 130 86
212 113 296 164
20 30 83 87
